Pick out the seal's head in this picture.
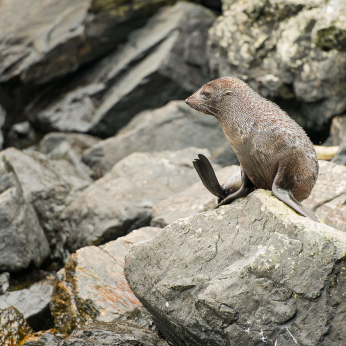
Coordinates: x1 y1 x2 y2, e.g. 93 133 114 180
185 77 248 118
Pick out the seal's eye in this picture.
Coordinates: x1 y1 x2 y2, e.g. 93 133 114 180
202 91 211 99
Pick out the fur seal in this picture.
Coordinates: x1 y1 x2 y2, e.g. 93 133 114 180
185 77 319 222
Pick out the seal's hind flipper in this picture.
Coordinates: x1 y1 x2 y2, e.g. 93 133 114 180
272 187 319 222
193 154 225 198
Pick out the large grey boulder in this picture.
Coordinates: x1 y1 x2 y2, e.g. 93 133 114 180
0 148 90 260
82 101 237 177
125 189 346 346
0 277 54 331
62 148 207 252
151 165 239 227
208 0 346 133
303 160 346 232
28 2 215 137
51 227 160 334
0 0 172 85
0 155 50 272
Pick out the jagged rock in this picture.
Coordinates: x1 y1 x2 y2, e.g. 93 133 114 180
0 156 50 272
62 148 207 252
0 306 33 346
37 132 100 180
0 148 90 260
0 277 54 331
0 272 10 295
27 2 215 138
0 104 5 150
21 329 67 346
5 121 41 150
312 0 346 52
324 115 346 146
151 165 239 227
60 320 168 346
51 227 160 334
208 0 346 133
125 189 346 346
332 140 346 165
0 0 172 85
82 101 237 177
303 160 346 232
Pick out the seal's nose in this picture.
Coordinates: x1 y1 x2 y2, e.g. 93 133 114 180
185 97 191 105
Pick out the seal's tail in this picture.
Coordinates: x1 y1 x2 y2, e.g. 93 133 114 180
193 154 225 198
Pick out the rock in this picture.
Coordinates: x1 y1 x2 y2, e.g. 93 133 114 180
0 306 33 346
312 0 346 52
0 148 90 260
5 121 41 150
125 189 346 346
21 329 67 346
51 227 160 334
62 148 207 252
0 104 5 150
324 115 346 146
332 141 346 165
0 0 172 85
0 277 54 331
82 101 237 177
303 160 346 232
28 2 215 138
151 165 239 227
208 0 346 133
0 272 10 295
0 156 50 272
60 320 168 346
37 132 100 180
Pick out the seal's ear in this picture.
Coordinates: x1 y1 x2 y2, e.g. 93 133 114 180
224 91 235 96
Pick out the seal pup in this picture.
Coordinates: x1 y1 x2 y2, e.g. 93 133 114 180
185 77 319 222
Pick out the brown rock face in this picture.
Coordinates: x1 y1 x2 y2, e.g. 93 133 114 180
0 306 33 346
50 227 160 334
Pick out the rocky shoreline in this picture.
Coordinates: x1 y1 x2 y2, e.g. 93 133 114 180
1 0 346 345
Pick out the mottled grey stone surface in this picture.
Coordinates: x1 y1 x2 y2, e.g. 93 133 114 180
126 189 346 346
303 160 346 232
208 0 346 133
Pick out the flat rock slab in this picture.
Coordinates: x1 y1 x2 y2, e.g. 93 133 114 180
51 227 160 334
0 306 33 346
303 160 346 232
82 100 237 177
0 0 172 85
61 320 168 346
151 165 240 227
125 189 346 346
28 2 215 137
62 148 208 251
0 278 54 331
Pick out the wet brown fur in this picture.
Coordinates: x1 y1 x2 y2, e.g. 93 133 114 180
186 77 318 202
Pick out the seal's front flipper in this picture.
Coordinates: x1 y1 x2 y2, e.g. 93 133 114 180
193 154 225 198
272 167 319 222
217 167 254 207
272 186 319 222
